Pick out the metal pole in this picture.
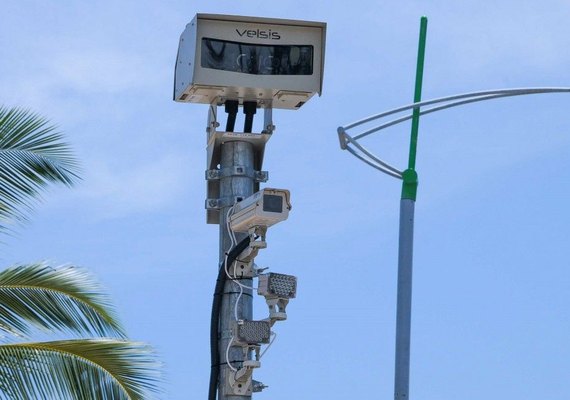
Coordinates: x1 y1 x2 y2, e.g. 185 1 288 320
394 16 427 400
218 141 254 400
407 16 428 172
394 198 415 399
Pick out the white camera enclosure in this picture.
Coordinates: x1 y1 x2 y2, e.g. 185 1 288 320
174 14 326 109
230 188 291 232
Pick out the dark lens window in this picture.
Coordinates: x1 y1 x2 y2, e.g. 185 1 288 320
201 38 313 76
263 195 283 213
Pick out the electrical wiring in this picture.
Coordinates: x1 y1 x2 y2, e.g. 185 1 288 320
225 337 238 372
209 236 251 400
224 252 256 291
234 283 243 321
224 206 253 378
224 206 256 291
209 207 266 400
226 206 237 248
260 331 277 359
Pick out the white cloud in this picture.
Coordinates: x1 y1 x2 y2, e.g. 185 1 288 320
73 153 192 219
0 29 169 126
46 48 162 94
425 2 570 89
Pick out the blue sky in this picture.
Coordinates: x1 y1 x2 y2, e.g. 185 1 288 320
1 1 569 399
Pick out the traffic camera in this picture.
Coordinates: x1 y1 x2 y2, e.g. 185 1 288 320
174 14 326 109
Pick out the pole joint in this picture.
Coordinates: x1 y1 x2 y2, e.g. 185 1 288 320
401 169 418 201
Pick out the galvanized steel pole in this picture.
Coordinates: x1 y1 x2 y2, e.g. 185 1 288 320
394 198 415 399
218 141 255 400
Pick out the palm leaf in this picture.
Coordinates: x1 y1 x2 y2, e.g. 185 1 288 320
0 106 80 231
0 339 162 399
0 263 126 339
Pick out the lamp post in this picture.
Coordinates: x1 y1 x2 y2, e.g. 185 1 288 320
337 16 570 400
393 17 427 400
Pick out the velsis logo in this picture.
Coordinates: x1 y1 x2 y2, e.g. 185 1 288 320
235 28 281 40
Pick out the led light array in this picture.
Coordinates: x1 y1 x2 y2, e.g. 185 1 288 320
235 321 271 345
258 273 297 299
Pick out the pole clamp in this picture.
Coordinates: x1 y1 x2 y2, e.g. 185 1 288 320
205 167 268 182
205 196 245 210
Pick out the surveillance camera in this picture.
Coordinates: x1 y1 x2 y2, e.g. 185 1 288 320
230 188 291 233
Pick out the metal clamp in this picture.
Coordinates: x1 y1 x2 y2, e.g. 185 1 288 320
225 348 262 396
228 260 256 279
205 167 268 182
205 196 243 210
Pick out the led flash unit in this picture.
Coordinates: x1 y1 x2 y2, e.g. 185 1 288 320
258 273 297 321
258 273 297 299
234 320 271 345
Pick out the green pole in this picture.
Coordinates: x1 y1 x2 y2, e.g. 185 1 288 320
401 16 428 201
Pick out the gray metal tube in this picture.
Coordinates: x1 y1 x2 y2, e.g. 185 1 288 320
394 198 415 400
218 141 254 400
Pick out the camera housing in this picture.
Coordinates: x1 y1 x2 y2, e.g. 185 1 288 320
230 188 291 233
174 14 326 109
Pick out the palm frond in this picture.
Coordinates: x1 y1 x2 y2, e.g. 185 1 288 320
0 106 80 231
0 263 126 339
0 339 162 399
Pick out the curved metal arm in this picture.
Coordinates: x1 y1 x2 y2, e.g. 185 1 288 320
339 128 403 179
353 92 524 140
342 87 570 132
338 87 570 178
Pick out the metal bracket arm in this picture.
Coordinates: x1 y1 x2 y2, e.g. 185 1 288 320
337 87 570 180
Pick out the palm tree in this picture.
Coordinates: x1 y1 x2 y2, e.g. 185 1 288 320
0 106 161 399
0 263 161 399
0 106 79 232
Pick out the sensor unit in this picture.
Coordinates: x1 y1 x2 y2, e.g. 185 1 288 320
174 14 326 109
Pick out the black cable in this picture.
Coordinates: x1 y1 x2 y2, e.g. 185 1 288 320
243 101 257 133
209 236 251 400
224 100 239 132
223 292 253 297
